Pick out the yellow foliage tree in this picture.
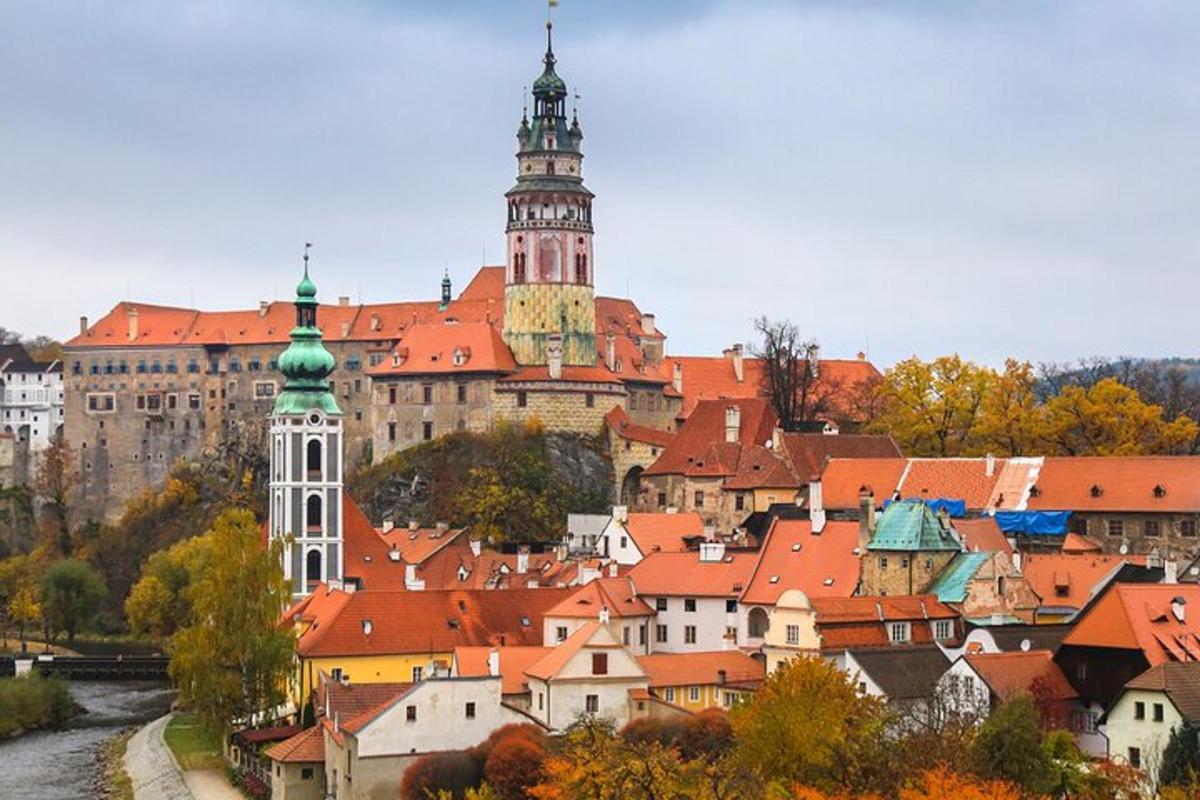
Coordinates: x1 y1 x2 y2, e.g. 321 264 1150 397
976 360 1044 456
1041 378 1199 455
870 356 992 456
899 765 1023 800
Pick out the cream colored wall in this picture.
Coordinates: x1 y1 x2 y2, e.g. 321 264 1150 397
270 761 324 800
1107 688 1181 786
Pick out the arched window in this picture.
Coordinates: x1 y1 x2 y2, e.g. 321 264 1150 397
306 439 322 479
514 252 527 284
575 253 587 285
748 607 770 638
307 494 323 533
306 549 323 585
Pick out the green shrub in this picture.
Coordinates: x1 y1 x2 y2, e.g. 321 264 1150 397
0 674 74 737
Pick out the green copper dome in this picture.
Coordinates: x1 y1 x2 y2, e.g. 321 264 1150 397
273 261 341 417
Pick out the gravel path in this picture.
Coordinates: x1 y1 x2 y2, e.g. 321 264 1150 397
124 714 194 800
183 769 244 800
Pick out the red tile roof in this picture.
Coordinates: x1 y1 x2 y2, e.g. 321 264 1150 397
623 512 705 556
722 445 800 490
525 621 608 681
342 497 411 591
1021 553 1135 613
811 595 959 651
316 678 412 724
498 364 625 385
1063 584 1200 664
628 551 758 598
368 322 516 376
899 459 1006 509
955 518 1012 555
637 651 764 690
377 525 468 565
964 650 1078 702
545 577 654 619
740 519 861 606
605 406 675 448
779 433 902 482
453 646 553 694
1061 533 1103 554
265 725 325 764
291 586 571 657
819 458 907 509
644 398 777 477
1028 457 1200 513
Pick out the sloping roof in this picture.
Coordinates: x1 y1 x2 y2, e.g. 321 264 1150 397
964 650 1078 701
623 512 706 556
377 524 468 565
525 621 605 681
0 344 53 373
869 501 961 552
899 459 1007 510
605 407 675 448
637 651 764 690
265 725 325 763
1124 662 1200 723
780 433 902 481
316 678 412 723
928 552 993 604
1061 533 1103 554
819 458 908 509
740 519 861 605
293 586 572 657
628 551 758 598
983 623 1073 654
453 646 553 694
811 594 959 624
545 577 654 619
1063 584 1200 665
341 684 421 734
342 497 411 590
722 445 801 490
498 364 625 385
1028 457 1200 513
1021 554 1134 613
849 647 950 700
644 398 778 477
955 518 1012 554
369 322 517 376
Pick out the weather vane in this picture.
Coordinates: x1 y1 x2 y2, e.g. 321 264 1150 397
302 242 312 275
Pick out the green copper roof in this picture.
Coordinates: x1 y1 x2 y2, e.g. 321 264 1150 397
927 552 991 603
273 264 341 417
869 501 962 552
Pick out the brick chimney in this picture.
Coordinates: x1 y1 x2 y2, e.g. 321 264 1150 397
858 487 876 552
810 476 826 534
672 362 683 394
605 332 617 371
126 306 139 341
725 343 744 383
79 316 88 335
259 300 269 317
725 405 741 443
338 295 350 307
641 313 655 335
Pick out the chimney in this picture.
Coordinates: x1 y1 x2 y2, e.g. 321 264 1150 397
548 334 563 380
259 300 269 317
1166 559 1179 585
469 538 482 557
607 561 619 577
641 313 655 335
809 477 826 534
700 540 726 562
858 488 876 552
612 505 628 524
985 453 996 478
1173 596 1187 623
79 316 88 335
672 362 683 394
338 295 350 307
436 521 450 532
382 519 395 533
126 306 139 341
370 313 381 331
599 607 610 625
772 426 783 452
807 343 820 378
339 320 351 338
936 508 951 531
725 405 741 443
405 563 425 590
487 648 500 677
409 519 420 531
1011 551 1022 572
717 669 727 685
605 332 617 371
517 546 530 575
731 343 744 383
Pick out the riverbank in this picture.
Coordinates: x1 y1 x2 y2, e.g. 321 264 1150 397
101 729 135 800
0 673 75 738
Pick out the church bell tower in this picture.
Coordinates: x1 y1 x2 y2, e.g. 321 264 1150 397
269 248 345 598
502 20 597 367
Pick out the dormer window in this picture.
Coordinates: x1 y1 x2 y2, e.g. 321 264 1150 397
1154 484 1167 498
453 348 469 367
1090 484 1104 498
1029 485 1041 498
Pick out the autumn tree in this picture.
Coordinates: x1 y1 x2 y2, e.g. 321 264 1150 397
0 554 43 651
752 318 843 431
34 434 77 556
168 508 293 732
485 734 547 800
898 765 1021 800
975 360 1043 456
870 356 992 456
124 532 214 637
730 655 885 794
970 695 1052 795
40 558 107 645
1040 378 1198 455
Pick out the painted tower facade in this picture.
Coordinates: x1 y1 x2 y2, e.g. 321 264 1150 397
503 21 597 367
269 258 345 598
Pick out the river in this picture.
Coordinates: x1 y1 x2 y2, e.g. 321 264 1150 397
0 680 174 800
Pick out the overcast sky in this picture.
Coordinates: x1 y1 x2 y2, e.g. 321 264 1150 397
4 0 1198 367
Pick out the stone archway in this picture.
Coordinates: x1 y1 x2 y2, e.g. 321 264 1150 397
748 606 770 638
620 466 644 506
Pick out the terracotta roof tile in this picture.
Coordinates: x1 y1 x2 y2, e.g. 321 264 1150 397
955 518 1012 555
1124 662 1200 722
377 525 468 565
637 651 764 689
1063 584 1200 664
1028 457 1200 513
605 406 675 448
453 646 553 694
1021 553 1135 613
623 512 705 556
819 458 908 509
812 595 959 651
740 519 861 606
628 551 758 598
899 459 1007 510
265 725 325 763
369 322 516 376
545 577 654 619
964 650 1078 701
779 433 902 481
644 398 777 478
524 621 603 681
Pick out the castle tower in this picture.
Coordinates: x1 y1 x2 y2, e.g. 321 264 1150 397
268 252 344 598
502 20 597 367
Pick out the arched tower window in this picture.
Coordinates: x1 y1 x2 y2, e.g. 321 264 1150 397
307 494 323 533
575 253 588 285
306 439 322 479
306 549 323 586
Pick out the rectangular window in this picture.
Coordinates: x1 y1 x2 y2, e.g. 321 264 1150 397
188 393 202 410
694 491 704 508
465 702 476 719
86 393 116 413
423 421 434 441
664 687 675 703
457 384 467 404
406 705 417 722
254 381 277 399
656 624 667 643
388 422 397 442
657 492 667 508
639 624 646 646
688 686 701 703
412 666 423 682
725 599 737 613
655 597 667 612
1107 519 1124 537
1145 519 1160 537
585 392 594 408
585 694 599 714
517 391 528 408
556 626 568 642
934 619 954 641
301 767 313 780
786 624 800 645
879 556 888 568
422 384 433 405
388 386 397 405
1154 703 1164 722
1183 520 1198 537
1129 747 1141 769
592 653 608 675
166 393 178 410
735 494 745 511
888 622 911 643
684 625 697 644
723 692 736 709
1135 701 1145 720
684 598 697 612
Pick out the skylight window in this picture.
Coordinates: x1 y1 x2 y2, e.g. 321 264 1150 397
769 576 780 584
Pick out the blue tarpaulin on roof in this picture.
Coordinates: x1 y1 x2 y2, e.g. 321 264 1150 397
881 497 968 518
993 510 1072 535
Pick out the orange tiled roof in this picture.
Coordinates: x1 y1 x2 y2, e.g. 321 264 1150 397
453 646 553 694
779 433 902 482
819 458 908 509
624 512 705 556
740 519 861 606
1021 553 1136 613
525 621 606 681
377 525 468 565
342 497 411 590
369 322 516 376
498 364 625 385
955 518 1012 555
545 577 654 619
605 406 675 448
265 725 325 763
1063 584 1200 664
316 677 413 723
964 650 1078 701
637 651 764 689
1062 533 1103 554
628 551 758 598
899 459 1007 510
293 586 571 658
1028 457 1200 513
722 445 800 490
643 398 777 477
812 595 959 651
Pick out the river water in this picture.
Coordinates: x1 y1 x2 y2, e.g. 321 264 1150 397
0 681 174 800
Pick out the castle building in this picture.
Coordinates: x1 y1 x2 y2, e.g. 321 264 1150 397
0 344 64 453
268 259 345 597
